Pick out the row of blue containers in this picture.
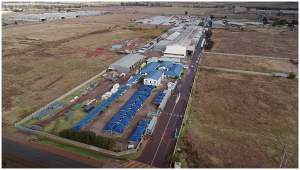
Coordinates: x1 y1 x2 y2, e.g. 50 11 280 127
126 73 143 86
71 72 144 132
72 85 129 131
33 101 64 120
103 85 154 134
128 119 150 142
152 91 166 105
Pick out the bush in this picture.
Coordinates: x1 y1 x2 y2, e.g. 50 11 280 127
287 72 296 79
205 29 212 39
198 22 204 26
59 129 116 150
272 19 289 26
204 39 214 50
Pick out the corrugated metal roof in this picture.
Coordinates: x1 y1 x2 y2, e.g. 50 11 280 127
110 53 145 69
140 62 160 74
164 45 186 57
166 31 181 41
145 71 163 81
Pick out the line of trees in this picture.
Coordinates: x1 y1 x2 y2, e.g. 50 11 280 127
59 129 115 150
204 29 214 50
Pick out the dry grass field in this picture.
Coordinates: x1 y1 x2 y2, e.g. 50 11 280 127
210 28 298 59
201 53 297 73
176 70 298 168
2 11 163 129
175 26 298 168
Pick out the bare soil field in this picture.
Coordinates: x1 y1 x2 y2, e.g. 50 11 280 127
210 28 298 59
176 70 298 168
201 53 297 73
2 11 163 128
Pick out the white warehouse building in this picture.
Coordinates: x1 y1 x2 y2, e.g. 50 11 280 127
163 44 187 58
162 26 203 60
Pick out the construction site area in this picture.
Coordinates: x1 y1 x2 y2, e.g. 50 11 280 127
2 1 298 168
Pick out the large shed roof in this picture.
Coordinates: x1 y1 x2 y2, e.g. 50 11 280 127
164 44 186 58
110 53 145 69
145 71 163 81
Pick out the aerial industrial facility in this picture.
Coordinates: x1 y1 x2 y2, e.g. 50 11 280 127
15 13 205 156
4 1 297 168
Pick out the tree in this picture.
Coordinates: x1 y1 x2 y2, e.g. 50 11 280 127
272 19 288 27
262 17 268 25
204 39 214 50
58 129 116 150
185 11 188 15
287 72 296 79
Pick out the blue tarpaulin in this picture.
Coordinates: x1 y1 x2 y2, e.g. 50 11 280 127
129 119 150 142
72 85 132 132
103 85 154 134
152 91 166 105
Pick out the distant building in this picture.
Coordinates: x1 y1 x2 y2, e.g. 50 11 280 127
163 44 187 58
144 71 164 86
234 5 248 14
108 53 145 73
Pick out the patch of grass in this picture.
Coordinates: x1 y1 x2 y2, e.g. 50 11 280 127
120 140 148 160
43 108 86 135
39 137 111 160
22 118 39 128
177 70 298 167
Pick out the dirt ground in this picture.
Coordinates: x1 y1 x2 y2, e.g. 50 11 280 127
201 53 297 73
176 70 298 168
210 28 298 59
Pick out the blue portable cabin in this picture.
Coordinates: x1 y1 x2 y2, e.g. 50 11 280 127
103 85 154 134
128 119 150 142
152 91 166 105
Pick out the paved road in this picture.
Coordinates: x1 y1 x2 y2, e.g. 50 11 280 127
2 138 95 168
137 35 204 168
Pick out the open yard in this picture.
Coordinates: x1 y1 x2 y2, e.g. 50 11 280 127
210 28 298 59
201 53 297 73
176 70 298 168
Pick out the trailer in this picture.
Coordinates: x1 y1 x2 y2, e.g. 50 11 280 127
146 116 158 135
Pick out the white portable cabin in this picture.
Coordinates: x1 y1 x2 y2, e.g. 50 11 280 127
146 116 158 135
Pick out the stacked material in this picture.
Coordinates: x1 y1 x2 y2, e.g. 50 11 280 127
129 119 150 142
103 85 154 134
145 116 157 135
152 91 166 105
72 85 129 132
